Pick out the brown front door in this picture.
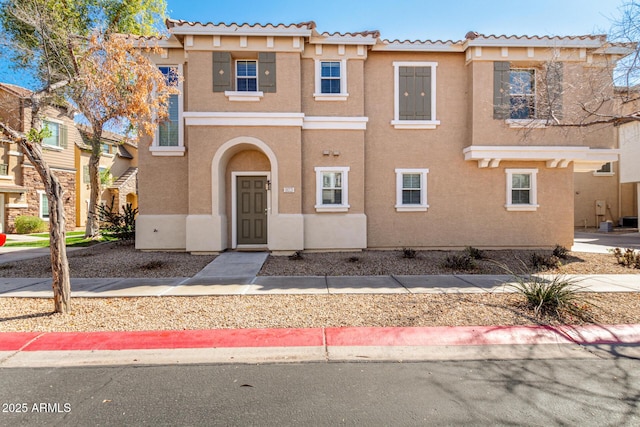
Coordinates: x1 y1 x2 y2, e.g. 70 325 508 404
237 176 268 245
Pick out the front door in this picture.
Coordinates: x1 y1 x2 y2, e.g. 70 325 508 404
236 176 267 245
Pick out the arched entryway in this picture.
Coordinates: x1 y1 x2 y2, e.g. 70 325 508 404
211 137 279 250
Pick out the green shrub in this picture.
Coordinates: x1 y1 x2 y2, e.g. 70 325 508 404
507 274 589 318
288 251 304 260
612 248 640 269
442 254 476 270
98 200 137 239
465 246 484 260
15 215 47 234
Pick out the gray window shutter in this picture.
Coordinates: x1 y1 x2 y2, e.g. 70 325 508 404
60 123 68 148
545 62 563 121
493 61 510 119
258 52 276 93
399 66 431 120
213 52 232 92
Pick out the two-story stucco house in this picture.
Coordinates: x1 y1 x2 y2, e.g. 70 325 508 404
74 127 138 228
136 20 631 253
0 83 78 233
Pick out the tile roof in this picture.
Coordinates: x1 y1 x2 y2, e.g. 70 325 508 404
0 82 32 98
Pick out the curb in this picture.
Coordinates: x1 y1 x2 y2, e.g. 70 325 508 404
2 324 639 352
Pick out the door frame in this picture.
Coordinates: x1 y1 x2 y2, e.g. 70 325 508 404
231 171 271 249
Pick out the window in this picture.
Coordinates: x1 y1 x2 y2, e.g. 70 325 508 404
151 65 185 156
101 143 111 154
236 60 258 92
392 62 439 129
509 69 536 119
42 120 61 147
395 169 429 211
38 191 49 220
315 166 350 212
594 162 614 176
158 66 180 147
505 169 538 211
314 60 348 100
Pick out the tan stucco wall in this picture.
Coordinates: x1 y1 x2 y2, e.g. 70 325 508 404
574 168 620 227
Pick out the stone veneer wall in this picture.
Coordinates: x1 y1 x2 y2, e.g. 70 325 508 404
5 167 76 232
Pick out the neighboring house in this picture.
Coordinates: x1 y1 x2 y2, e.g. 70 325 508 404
618 91 640 231
136 20 631 253
74 127 138 228
0 83 78 233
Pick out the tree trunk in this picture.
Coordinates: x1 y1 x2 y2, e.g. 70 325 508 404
84 124 104 239
19 136 71 314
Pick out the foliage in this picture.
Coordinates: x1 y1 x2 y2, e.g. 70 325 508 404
347 256 360 263
612 247 640 269
402 248 417 259
530 253 562 270
465 246 484 260
552 244 569 260
442 254 476 271
14 215 47 234
99 167 112 185
507 274 589 318
98 201 138 239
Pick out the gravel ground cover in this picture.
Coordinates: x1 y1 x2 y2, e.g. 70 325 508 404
1 241 639 332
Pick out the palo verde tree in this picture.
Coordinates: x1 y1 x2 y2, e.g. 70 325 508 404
0 0 175 313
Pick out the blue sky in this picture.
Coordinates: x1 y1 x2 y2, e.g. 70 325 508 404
166 0 625 41
0 0 629 88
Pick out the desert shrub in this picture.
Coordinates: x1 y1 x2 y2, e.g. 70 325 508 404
288 251 304 260
553 244 569 259
530 253 561 270
402 248 417 259
15 215 47 234
612 248 640 269
465 246 484 260
347 256 360 263
442 254 475 270
98 201 138 239
507 274 589 318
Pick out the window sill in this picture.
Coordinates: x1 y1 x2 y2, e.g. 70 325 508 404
391 120 440 130
395 205 429 212
505 119 548 129
5 203 28 208
505 204 539 212
315 205 350 213
593 172 614 177
0 175 13 180
150 146 186 157
313 93 349 102
225 91 264 102
42 144 64 152
102 153 115 158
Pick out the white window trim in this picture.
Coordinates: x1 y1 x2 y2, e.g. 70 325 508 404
314 59 349 101
593 162 614 176
37 190 49 221
42 118 64 149
395 168 429 212
315 166 350 212
391 61 440 129
152 64 185 157
505 168 539 211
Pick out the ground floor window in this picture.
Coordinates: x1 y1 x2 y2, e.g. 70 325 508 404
315 166 350 212
395 168 429 212
38 191 49 220
505 168 538 211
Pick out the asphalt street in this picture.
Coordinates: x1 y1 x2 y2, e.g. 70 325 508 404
1 358 639 426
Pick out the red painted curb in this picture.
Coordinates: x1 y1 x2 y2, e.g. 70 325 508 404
1 325 639 352
0 332 41 351
20 328 324 351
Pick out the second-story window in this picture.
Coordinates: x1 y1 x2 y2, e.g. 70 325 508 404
391 62 440 129
158 66 179 147
321 61 341 93
42 120 61 147
510 69 536 119
236 60 258 92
